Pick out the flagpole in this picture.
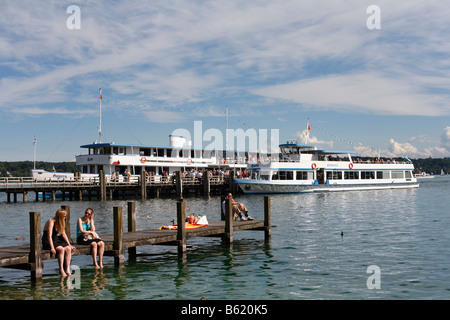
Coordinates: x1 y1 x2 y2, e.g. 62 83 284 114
33 136 37 169
306 120 310 145
98 88 102 143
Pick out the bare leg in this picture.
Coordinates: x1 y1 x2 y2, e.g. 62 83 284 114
91 242 99 268
98 241 105 268
64 246 72 276
56 247 67 277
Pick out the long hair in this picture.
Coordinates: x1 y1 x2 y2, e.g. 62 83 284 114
53 209 66 234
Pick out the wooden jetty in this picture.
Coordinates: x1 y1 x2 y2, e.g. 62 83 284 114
0 197 271 282
0 170 239 202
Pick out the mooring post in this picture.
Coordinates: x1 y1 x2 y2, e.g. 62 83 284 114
264 196 271 241
203 171 210 196
177 198 186 255
176 171 183 199
127 202 136 260
224 198 233 244
29 212 42 282
113 206 124 265
140 171 147 200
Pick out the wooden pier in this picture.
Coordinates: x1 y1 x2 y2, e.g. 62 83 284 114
0 170 239 202
0 196 271 282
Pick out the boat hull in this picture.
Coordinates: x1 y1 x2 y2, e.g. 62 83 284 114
235 179 419 194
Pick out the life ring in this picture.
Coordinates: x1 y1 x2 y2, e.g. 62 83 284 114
187 158 193 165
349 163 354 169
140 157 147 164
222 159 227 165
311 163 317 169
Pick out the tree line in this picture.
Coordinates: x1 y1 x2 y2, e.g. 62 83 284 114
0 161 76 177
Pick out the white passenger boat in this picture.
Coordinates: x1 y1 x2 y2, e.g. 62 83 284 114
234 141 419 194
32 135 247 181
75 135 246 178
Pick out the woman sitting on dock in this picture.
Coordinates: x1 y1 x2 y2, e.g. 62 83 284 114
224 193 253 221
76 208 105 269
42 209 76 277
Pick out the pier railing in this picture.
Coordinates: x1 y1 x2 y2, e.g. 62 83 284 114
0 175 229 189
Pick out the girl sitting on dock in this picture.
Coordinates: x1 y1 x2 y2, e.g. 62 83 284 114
76 208 105 269
42 209 76 277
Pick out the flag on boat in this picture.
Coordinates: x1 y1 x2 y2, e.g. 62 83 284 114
308 123 311 131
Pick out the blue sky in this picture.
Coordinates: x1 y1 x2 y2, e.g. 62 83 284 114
1 0 449 162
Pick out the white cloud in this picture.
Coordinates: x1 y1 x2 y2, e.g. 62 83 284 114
252 72 447 116
353 127 450 158
295 130 333 148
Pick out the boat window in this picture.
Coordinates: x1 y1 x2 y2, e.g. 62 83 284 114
260 174 269 180
361 171 375 179
327 171 342 180
405 171 412 179
296 171 307 180
140 148 151 156
279 171 294 180
391 171 404 179
157 148 164 157
272 171 279 180
344 171 359 179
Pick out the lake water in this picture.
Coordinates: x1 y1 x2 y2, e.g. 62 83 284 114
0 176 449 300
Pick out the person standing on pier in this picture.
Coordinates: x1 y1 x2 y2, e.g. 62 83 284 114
76 208 105 269
42 209 76 277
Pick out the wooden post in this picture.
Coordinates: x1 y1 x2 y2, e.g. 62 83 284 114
203 171 210 196
140 171 147 200
113 206 124 265
100 171 106 201
224 198 233 244
264 196 271 241
127 202 136 260
176 171 183 199
177 198 186 255
29 212 42 282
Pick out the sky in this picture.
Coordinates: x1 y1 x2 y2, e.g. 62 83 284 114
1 0 449 162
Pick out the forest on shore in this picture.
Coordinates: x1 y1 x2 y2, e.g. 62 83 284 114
1 158 449 177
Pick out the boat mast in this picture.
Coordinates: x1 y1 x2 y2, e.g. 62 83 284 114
98 88 102 143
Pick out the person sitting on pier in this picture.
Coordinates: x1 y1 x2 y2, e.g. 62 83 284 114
223 193 253 221
42 209 76 277
76 208 105 269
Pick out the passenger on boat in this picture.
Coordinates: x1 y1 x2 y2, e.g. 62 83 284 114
222 193 253 221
